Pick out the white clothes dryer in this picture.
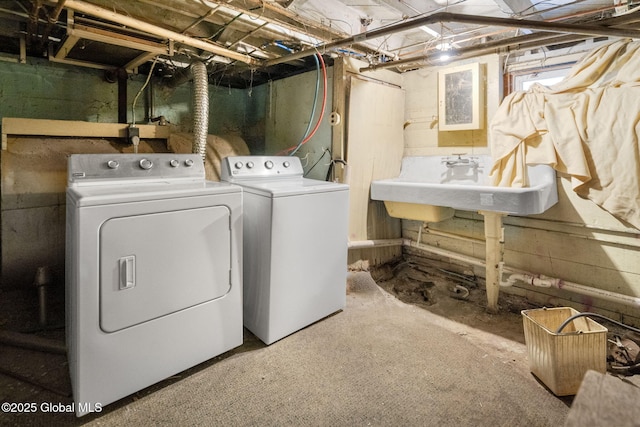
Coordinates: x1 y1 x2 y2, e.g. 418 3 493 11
221 156 349 345
66 154 242 416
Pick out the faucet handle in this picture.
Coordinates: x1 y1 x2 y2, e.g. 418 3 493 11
452 152 467 159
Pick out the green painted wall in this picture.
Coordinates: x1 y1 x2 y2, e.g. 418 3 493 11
0 57 267 289
0 57 264 150
0 57 335 288
0 59 119 122
264 67 334 180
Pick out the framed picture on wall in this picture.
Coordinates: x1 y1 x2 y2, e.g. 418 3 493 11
438 62 484 131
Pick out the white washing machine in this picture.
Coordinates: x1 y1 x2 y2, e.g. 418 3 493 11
221 156 349 345
65 153 243 416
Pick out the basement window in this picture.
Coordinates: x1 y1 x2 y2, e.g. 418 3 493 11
514 67 569 91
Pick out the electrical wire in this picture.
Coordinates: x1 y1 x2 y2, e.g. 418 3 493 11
555 312 640 334
295 53 320 150
304 147 330 177
269 45 320 156
326 157 347 182
280 52 327 156
131 56 158 126
270 40 321 140
555 312 640 375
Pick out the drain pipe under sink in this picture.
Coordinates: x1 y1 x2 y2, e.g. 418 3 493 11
347 237 640 310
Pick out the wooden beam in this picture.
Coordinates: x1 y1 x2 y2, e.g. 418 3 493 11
51 25 169 72
69 24 168 52
124 51 160 73
53 34 80 61
2 118 170 150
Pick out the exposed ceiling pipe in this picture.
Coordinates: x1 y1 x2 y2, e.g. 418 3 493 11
395 3 621 57
143 0 333 53
41 0 66 47
247 0 351 40
48 0 66 22
44 0 261 66
181 7 219 34
265 12 640 67
228 22 269 48
216 0 397 60
437 12 640 38
362 11 640 72
27 0 43 46
360 33 582 72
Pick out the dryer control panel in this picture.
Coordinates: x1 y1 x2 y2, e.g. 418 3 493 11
221 156 303 181
68 154 205 185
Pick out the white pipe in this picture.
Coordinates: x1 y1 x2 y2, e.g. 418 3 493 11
418 242 640 308
48 0 259 66
367 237 640 309
403 239 486 268
502 271 557 288
421 226 485 245
500 266 640 308
348 236 485 267
348 239 405 249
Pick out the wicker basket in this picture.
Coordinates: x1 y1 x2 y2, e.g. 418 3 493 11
521 307 607 396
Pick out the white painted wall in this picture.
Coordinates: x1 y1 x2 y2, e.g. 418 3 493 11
403 54 501 157
400 54 640 326
339 57 405 266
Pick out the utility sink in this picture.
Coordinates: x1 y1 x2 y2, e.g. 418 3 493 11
371 155 558 219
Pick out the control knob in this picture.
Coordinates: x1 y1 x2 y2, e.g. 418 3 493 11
265 160 274 169
139 158 153 170
170 159 179 167
107 160 119 169
185 159 194 167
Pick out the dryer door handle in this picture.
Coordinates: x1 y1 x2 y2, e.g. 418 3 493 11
119 255 136 290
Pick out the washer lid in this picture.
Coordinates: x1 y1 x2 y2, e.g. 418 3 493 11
237 177 349 197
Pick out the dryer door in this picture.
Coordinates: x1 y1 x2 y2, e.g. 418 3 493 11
99 205 231 332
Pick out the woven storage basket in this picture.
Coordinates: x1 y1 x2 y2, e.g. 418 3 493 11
522 307 607 396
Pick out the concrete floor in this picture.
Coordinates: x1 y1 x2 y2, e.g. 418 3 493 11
1 265 573 426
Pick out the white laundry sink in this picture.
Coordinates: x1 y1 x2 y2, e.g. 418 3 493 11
371 155 558 218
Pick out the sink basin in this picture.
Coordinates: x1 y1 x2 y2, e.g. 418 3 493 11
371 155 558 216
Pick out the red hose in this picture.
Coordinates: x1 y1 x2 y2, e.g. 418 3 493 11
279 53 327 155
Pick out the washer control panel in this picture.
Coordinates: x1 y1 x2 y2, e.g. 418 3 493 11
68 154 205 184
221 156 303 181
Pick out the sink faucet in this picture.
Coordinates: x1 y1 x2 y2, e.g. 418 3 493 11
443 153 479 168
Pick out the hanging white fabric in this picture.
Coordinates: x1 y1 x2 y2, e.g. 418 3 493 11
490 39 640 229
